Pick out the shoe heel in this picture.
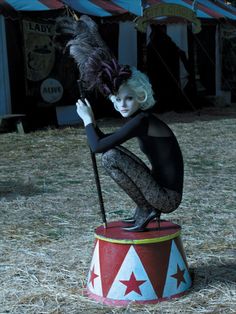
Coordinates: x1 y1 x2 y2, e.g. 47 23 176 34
156 212 161 230
123 210 158 232
122 217 135 223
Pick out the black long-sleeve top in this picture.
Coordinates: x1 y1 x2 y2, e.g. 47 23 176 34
85 110 184 194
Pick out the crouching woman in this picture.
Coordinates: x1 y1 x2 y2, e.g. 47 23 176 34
76 68 183 232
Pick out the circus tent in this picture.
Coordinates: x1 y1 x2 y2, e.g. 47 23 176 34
1 0 236 118
1 0 236 20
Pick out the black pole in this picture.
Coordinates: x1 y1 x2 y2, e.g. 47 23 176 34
77 80 107 228
89 149 107 228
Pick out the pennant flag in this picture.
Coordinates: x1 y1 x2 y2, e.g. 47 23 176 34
87 240 103 296
107 245 158 301
162 239 192 298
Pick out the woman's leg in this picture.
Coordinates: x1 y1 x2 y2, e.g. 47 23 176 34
101 147 181 215
102 147 152 214
114 146 151 222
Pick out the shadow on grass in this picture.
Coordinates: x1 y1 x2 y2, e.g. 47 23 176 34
0 180 46 200
191 261 236 290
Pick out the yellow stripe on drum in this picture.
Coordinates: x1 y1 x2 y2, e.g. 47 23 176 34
95 230 181 245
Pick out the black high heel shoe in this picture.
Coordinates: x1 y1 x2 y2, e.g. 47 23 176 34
122 217 135 223
123 209 161 232
122 207 155 224
122 207 141 224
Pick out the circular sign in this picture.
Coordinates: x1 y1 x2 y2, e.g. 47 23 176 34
40 78 63 103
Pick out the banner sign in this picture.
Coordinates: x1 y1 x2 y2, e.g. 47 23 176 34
136 4 201 34
22 19 55 82
40 78 63 103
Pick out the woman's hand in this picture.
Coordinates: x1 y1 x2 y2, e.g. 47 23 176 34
76 98 95 126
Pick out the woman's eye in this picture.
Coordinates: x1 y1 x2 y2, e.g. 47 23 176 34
127 96 133 101
116 98 121 102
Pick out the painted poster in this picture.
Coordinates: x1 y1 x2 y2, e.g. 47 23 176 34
22 19 55 82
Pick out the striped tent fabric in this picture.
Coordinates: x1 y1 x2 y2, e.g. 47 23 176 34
172 0 236 19
0 0 64 11
60 0 143 16
0 0 236 20
60 0 236 19
59 0 236 19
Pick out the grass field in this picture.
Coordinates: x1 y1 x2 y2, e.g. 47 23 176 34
0 107 235 313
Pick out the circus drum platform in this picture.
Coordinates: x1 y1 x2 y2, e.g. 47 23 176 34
86 220 192 306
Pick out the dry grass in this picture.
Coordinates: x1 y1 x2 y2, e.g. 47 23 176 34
0 106 235 313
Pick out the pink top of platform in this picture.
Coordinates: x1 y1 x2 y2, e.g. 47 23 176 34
95 220 181 244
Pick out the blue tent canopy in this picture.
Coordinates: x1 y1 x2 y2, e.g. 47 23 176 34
0 0 64 12
0 0 236 20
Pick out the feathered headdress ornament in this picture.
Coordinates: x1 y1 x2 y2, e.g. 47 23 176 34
54 15 132 96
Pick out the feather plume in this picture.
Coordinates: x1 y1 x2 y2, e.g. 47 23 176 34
54 15 131 96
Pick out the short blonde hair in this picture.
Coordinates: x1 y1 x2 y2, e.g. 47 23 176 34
109 67 156 110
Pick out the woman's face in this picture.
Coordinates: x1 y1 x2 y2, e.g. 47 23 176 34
113 85 139 118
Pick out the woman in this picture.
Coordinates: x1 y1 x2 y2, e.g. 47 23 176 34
76 67 184 232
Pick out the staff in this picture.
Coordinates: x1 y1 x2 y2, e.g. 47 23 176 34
77 80 107 229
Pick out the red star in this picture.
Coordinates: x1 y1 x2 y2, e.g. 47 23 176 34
171 264 186 288
120 272 146 296
89 266 99 288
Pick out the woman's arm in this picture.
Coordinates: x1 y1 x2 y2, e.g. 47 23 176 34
76 98 148 153
76 98 94 126
76 98 112 139
85 113 148 153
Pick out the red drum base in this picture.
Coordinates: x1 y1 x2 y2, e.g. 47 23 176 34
86 220 192 305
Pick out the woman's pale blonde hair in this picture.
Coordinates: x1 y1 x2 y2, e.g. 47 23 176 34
109 67 156 110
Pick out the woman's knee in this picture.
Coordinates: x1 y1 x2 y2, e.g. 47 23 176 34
101 148 120 168
161 191 182 213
